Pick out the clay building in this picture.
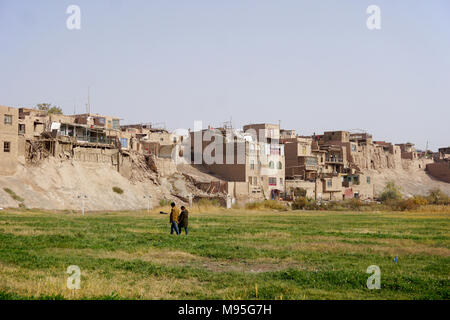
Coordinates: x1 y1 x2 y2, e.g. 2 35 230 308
396 143 418 160
0 106 20 175
189 123 285 200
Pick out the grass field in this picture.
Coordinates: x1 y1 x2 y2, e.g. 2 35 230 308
0 207 449 300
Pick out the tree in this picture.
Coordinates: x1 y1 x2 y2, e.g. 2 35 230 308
379 181 402 202
36 103 63 115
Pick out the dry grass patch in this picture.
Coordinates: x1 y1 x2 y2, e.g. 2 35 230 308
0 262 204 299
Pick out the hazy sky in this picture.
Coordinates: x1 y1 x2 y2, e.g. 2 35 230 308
1 0 449 150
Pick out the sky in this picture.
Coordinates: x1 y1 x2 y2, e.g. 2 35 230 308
0 0 449 150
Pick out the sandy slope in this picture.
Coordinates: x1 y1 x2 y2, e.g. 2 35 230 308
367 166 450 197
0 158 175 211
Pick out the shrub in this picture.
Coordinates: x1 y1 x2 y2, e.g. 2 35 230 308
410 195 428 206
292 197 308 210
426 188 450 205
159 198 172 207
348 198 364 211
294 187 307 197
292 197 320 210
112 187 124 195
379 181 402 203
197 198 221 207
389 198 420 211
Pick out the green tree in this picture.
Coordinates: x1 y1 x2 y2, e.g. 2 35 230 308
36 103 63 115
379 181 402 202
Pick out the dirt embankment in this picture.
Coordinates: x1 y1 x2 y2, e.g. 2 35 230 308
365 159 450 196
0 158 184 211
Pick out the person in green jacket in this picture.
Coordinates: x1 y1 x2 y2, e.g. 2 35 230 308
178 206 189 235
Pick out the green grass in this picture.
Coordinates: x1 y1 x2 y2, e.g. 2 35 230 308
0 208 448 300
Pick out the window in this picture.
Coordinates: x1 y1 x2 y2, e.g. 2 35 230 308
95 117 106 126
302 146 307 155
277 161 282 169
112 119 120 130
250 160 255 170
4 115 12 125
270 147 280 155
366 176 371 184
253 177 258 185
306 157 318 166
280 178 283 185
327 180 332 187
269 161 274 169
4 141 11 152
120 138 128 148
19 124 25 134
268 177 277 186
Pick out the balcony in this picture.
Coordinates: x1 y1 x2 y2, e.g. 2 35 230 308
325 157 343 164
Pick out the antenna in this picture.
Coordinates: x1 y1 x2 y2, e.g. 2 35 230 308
87 86 91 114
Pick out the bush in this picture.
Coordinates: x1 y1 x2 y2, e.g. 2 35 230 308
159 198 172 207
410 195 428 206
112 187 124 195
379 181 402 203
293 187 307 197
348 198 364 211
292 197 308 210
388 198 420 211
197 198 221 207
426 188 450 205
292 197 320 210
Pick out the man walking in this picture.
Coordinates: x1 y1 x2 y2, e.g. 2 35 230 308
178 206 189 235
169 202 180 235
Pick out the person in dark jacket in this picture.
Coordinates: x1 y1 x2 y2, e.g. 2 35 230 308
178 206 189 235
